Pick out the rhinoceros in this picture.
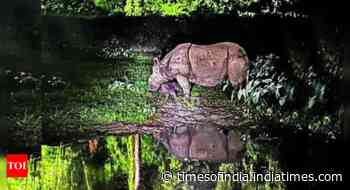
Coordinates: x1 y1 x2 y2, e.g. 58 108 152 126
149 42 249 98
153 126 243 162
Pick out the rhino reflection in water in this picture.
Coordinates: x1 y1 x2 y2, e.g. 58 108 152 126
149 42 249 98
154 126 243 162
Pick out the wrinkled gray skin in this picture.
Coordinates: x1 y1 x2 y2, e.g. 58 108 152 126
148 42 249 98
154 126 243 161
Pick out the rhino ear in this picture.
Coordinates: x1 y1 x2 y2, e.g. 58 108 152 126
153 57 160 65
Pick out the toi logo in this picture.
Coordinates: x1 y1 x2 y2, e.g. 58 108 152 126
6 154 28 177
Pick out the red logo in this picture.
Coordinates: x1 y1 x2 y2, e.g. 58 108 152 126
6 154 28 177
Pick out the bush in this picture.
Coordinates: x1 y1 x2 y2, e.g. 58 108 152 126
41 0 96 16
231 53 335 113
234 54 295 110
42 0 260 16
227 53 342 136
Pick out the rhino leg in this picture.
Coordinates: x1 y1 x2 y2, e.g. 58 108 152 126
176 75 191 98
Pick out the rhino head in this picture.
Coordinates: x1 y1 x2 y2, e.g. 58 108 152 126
148 57 171 92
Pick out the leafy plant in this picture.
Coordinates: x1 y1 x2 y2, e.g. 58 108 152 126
124 0 143 16
41 0 305 17
41 0 97 16
302 65 330 112
234 54 295 109
306 79 326 110
159 3 186 16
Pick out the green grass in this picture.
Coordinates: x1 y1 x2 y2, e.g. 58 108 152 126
61 55 154 125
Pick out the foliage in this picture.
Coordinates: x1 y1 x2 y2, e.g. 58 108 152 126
41 0 97 16
104 136 134 189
94 0 125 14
199 0 257 14
158 2 187 16
124 0 143 16
225 52 341 136
305 72 326 110
42 0 261 16
144 0 201 16
319 39 343 80
229 53 336 114
298 66 340 133
40 0 311 17
231 54 295 110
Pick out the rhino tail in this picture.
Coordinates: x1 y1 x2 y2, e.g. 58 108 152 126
244 55 249 86
231 46 250 87
238 46 249 87
247 67 249 82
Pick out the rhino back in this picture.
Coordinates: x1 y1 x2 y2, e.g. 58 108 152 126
188 44 229 86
